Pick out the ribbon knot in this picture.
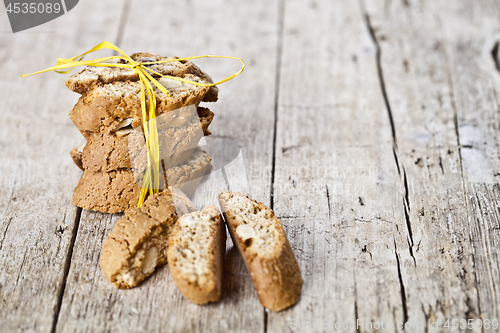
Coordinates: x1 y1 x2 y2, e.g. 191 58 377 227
130 61 142 69
21 41 244 207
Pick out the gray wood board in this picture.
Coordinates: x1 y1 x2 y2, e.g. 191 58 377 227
268 0 408 331
0 1 126 332
364 0 500 325
1 0 500 332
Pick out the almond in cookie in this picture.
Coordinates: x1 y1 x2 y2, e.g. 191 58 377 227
99 189 196 288
218 191 303 312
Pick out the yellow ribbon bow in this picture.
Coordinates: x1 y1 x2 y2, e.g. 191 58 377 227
22 41 244 207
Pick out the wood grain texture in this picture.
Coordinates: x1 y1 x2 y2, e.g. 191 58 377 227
268 0 409 331
364 0 500 327
1 0 500 332
440 0 500 322
0 1 125 332
54 0 280 332
362 0 479 325
268 0 500 331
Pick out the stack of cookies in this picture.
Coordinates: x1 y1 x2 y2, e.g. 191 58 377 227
66 53 217 213
62 51 303 312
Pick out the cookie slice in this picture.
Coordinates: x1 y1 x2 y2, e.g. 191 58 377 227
72 168 142 213
164 147 212 198
72 149 211 213
69 74 212 139
99 188 196 289
217 191 303 312
70 143 85 171
167 206 226 304
66 52 218 102
81 107 213 173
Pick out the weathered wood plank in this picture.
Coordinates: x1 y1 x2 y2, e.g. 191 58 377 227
268 0 409 331
55 0 280 332
361 0 500 329
439 0 500 320
0 1 126 332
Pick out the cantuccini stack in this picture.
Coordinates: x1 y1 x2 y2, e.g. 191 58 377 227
66 53 217 213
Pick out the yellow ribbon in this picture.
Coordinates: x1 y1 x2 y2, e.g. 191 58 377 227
22 41 245 207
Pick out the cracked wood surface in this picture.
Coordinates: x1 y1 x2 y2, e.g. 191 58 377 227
364 0 500 326
1 0 500 332
268 0 408 330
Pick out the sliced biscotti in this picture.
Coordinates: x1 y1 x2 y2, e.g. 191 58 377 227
169 186 198 216
217 191 303 312
167 206 226 304
81 107 213 173
164 147 212 197
99 189 193 289
66 52 219 102
72 168 143 213
70 74 212 139
70 143 85 171
72 148 210 213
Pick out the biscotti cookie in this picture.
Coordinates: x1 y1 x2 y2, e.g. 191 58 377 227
70 143 85 171
69 74 212 139
169 186 198 216
218 191 303 312
100 189 183 289
72 168 143 213
81 107 213 173
66 52 219 102
164 147 212 198
167 206 225 304
73 148 211 213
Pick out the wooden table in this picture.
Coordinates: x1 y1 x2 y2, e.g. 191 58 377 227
1 0 500 332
